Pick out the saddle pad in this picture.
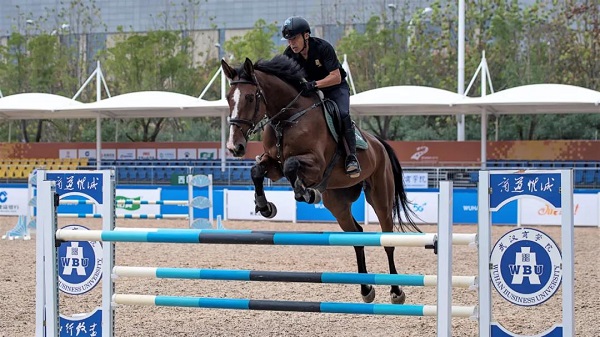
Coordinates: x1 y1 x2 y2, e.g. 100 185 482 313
323 101 368 150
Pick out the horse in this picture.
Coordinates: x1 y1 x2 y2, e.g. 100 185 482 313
221 55 421 304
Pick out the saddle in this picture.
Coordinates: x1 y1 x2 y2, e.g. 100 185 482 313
316 91 368 150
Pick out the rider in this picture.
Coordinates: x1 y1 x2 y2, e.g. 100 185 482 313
281 16 361 178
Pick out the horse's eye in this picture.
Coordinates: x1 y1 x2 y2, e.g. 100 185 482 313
245 94 254 103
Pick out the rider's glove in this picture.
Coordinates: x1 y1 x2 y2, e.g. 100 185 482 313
301 81 317 92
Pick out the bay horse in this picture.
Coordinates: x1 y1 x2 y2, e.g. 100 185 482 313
221 55 421 304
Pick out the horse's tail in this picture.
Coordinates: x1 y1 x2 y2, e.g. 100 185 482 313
375 135 421 233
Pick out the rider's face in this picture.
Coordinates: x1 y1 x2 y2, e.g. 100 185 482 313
287 33 306 53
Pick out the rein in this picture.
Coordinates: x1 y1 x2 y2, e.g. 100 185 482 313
228 77 322 144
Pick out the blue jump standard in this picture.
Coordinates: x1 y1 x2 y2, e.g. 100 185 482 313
98 231 428 246
153 296 429 316
151 268 426 286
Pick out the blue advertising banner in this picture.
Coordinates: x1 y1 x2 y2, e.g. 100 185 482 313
453 189 517 225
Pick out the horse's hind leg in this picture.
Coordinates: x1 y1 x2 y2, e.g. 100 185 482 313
322 187 375 303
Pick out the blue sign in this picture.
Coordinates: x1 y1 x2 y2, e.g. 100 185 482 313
46 173 104 204
490 172 561 210
452 190 517 225
490 228 562 307
59 307 102 337
58 225 103 295
0 191 7 203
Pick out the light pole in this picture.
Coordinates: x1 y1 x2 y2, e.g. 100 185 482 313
407 7 433 49
387 3 397 28
457 0 466 141
215 42 222 60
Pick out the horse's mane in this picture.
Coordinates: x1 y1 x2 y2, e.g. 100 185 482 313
237 55 306 91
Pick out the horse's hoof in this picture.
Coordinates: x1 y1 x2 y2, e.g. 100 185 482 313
361 286 376 303
390 290 406 304
260 202 277 219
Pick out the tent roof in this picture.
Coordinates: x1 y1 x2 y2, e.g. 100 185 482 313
0 93 83 119
460 84 600 114
350 85 469 116
55 91 229 119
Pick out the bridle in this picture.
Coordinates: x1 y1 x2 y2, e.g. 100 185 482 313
227 73 313 142
228 73 268 141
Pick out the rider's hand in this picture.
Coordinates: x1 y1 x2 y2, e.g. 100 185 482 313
301 81 317 92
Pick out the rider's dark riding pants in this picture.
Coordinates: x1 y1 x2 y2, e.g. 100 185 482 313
322 82 350 119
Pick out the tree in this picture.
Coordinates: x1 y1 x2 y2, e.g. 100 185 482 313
222 19 280 63
99 29 201 142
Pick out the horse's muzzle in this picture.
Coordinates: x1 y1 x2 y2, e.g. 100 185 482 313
227 142 246 157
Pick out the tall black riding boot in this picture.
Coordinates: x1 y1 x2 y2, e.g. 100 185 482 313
342 116 361 178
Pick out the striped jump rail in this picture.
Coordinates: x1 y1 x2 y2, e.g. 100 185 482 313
58 214 188 219
59 200 190 205
56 229 476 247
55 196 210 208
113 266 477 288
113 294 476 317
113 227 478 246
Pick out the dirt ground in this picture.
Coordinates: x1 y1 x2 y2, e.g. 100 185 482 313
0 217 598 337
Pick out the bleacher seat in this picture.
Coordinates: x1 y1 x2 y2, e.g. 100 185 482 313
137 167 149 181
584 170 596 184
574 170 584 184
117 168 128 182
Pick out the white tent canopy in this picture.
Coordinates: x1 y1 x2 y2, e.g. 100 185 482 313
460 84 600 114
0 93 84 119
350 85 470 116
55 91 229 119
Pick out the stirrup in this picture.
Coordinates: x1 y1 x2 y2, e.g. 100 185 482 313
345 156 361 178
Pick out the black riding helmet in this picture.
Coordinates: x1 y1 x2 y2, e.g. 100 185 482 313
281 16 311 40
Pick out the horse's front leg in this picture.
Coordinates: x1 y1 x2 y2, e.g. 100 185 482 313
284 156 323 204
252 156 283 218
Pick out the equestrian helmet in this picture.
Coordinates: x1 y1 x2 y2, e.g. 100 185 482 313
281 16 311 39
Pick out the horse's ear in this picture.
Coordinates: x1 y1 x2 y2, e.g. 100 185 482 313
221 59 236 80
243 58 254 77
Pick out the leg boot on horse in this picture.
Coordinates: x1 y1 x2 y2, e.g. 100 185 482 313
342 115 361 178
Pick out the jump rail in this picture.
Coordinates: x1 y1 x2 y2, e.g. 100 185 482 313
112 294 477 317
60 200 189 205
57 214 188 219
113 266 476 288
55 229 477 247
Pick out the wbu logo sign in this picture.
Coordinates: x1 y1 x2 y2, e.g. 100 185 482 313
490 228 562 307
58 225 103 295
509 247 543 285
61 242 90 275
